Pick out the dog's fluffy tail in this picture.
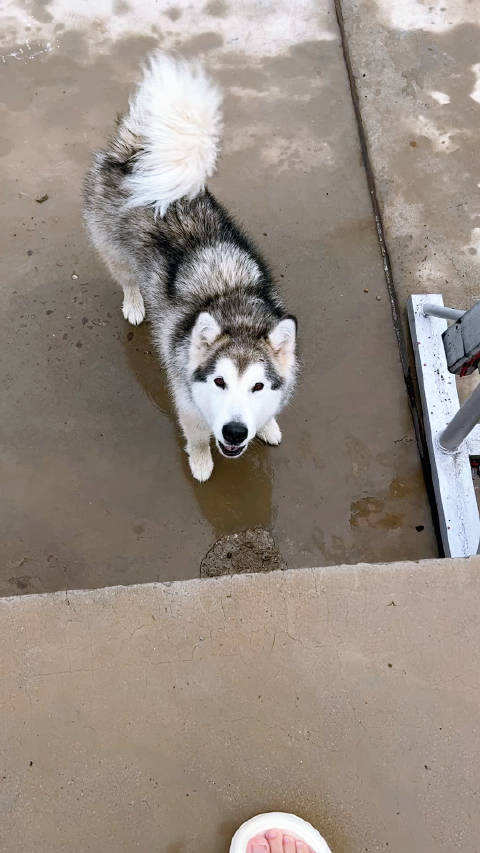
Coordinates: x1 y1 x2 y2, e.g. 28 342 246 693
122 52 223 216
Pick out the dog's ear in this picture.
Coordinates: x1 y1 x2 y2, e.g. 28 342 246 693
191 312 221 349
268 316 297 357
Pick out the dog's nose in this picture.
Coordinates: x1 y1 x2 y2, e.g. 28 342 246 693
222 421 248 446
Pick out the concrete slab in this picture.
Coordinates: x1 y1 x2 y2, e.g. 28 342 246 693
2 558 480 852
0 1 437 594
337 0 480 546
338 0 480 315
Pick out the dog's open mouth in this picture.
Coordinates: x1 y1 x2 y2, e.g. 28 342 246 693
218 441 246 458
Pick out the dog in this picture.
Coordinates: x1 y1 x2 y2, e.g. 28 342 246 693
83 52 297 481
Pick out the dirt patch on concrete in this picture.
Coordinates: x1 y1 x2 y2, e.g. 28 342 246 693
200 527 286 577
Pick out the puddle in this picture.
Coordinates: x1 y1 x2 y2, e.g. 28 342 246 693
0 25 438 594
123 323 171 414
123 321 274 540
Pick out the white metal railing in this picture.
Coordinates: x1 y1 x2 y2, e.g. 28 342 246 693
408 295 480 557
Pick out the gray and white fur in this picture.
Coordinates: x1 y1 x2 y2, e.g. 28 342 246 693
83 52 297 481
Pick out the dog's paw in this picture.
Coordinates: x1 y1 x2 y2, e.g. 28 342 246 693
257 418 282 446
122 289 145 325
188 446 214 482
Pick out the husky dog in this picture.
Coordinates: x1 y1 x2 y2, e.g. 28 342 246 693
83 53 297 481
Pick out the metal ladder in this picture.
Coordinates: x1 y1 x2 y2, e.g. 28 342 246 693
408 295 480 557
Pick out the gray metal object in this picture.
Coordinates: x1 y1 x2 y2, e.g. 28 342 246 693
439 382 480 452
442 301 480 376
408 294 480 557
423 303 465 322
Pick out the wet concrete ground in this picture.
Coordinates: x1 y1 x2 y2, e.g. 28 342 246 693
0 2 437 594
340 0 480 313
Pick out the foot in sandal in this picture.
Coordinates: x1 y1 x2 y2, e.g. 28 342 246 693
230 811 331 853
247 829 313 853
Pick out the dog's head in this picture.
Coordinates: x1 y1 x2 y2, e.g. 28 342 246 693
189 311 297 458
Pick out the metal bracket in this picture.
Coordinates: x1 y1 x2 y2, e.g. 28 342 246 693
408 294 480 557
442 300 480 376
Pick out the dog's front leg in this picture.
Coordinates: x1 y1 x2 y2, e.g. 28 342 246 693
176 400 214 482
257 417 282 446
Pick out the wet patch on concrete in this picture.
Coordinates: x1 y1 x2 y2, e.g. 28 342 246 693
0 13 437 594
23 0 53 25
205 0 229 16
166 6 182 22
350 497 403 531
2 0 337 60
340 4 480 312
178 31 224 54
113 0 131 15
200 527 286 577
8 574 37 591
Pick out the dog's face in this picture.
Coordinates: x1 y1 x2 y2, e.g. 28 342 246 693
189 312 297 458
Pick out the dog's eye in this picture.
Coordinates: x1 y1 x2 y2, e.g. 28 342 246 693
252 382 264 392
214 377 226 389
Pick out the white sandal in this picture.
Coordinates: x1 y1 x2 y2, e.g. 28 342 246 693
229 812 332 853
